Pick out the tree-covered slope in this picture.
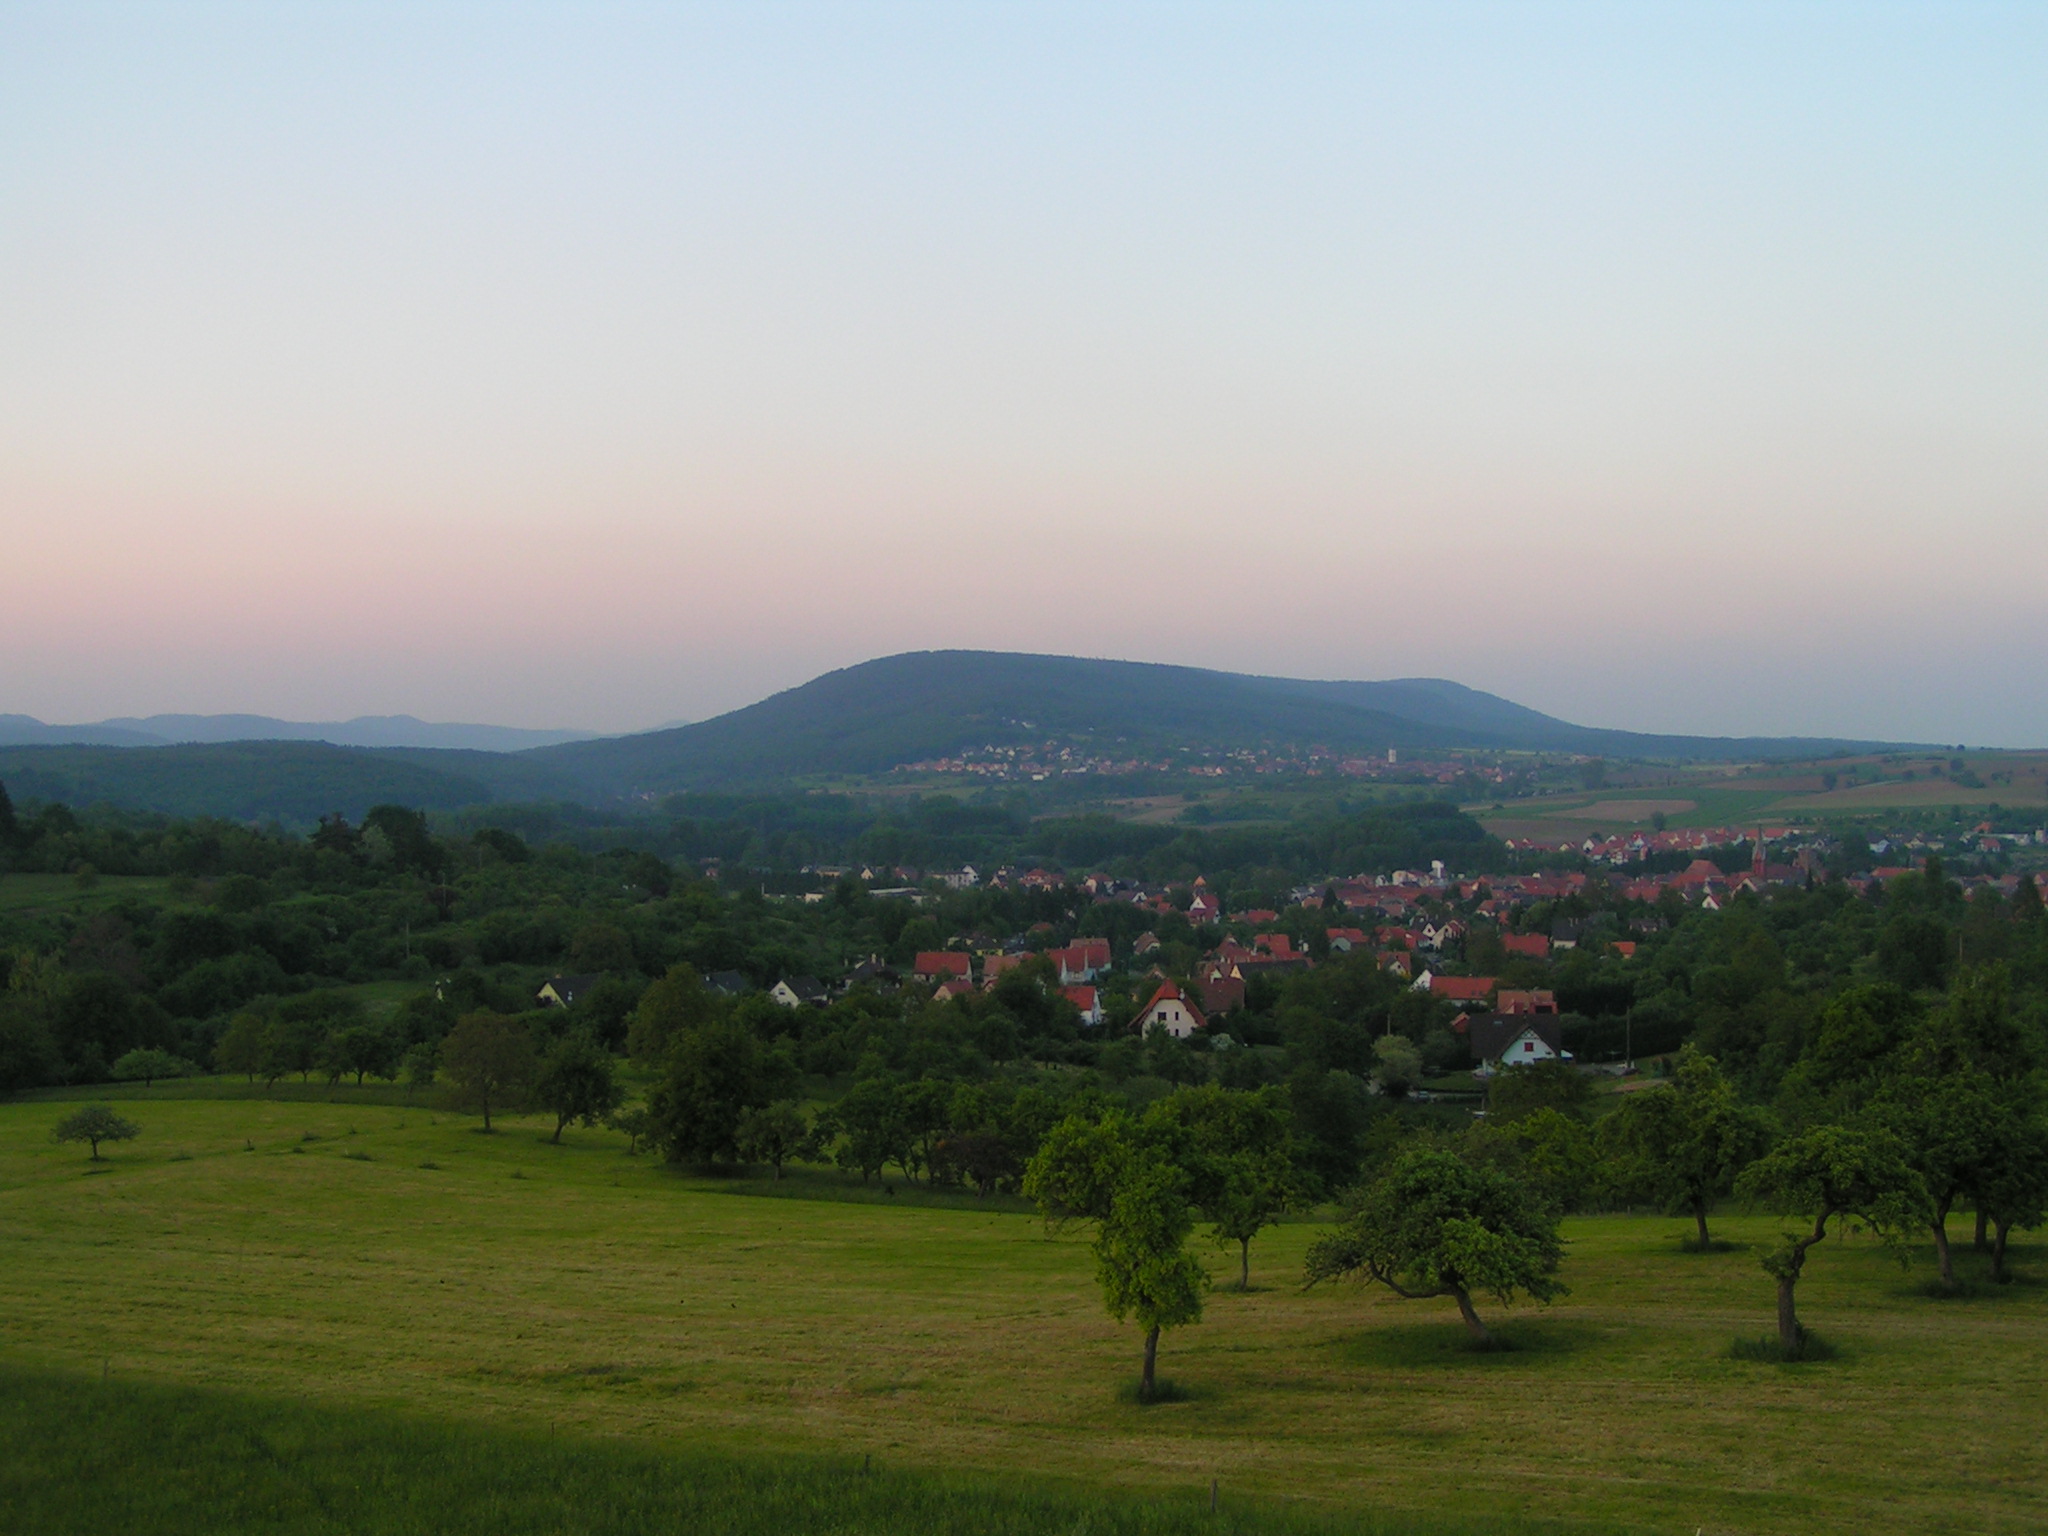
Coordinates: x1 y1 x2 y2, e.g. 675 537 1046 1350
0 742 500 823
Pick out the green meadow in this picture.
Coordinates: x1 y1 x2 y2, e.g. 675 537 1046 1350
3 1090 2043 1535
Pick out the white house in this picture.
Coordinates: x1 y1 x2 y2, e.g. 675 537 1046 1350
1466 1014 1570 1077
769 976 827 1009
1136 981 1208 1040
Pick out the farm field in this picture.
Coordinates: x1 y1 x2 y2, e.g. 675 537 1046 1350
1476 760 2048 843
4 1092 2043 1535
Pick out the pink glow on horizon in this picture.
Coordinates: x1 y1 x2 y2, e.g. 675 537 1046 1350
3 4 2045 742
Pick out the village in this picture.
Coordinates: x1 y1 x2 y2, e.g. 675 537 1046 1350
709 816 2048 1087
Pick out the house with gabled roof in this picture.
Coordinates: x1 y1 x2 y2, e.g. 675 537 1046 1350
770 976 828 1009
1136 980 1207 1039
1414 972 1496 1007
536 973 604 1010
1050 938 1112 984
914 951 972 981
1467 1013 1569 1077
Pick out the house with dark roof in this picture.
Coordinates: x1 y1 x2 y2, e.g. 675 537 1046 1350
1467 1013 1569 1077
769 976 828 1009
536 974 604 1009
706 970 753 997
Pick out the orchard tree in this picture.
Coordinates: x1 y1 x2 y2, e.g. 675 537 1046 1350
735 1100 813 1178
645 1017 779 1163
1304 1146 1566 1346
1025 1111 1208 1401
53 1104 140 1161
1599 1046 1774 1248
1146 1084 1300 1290
534 1031 624 1144
817 1076 910 1184
213 1014 267 1082
439 1012 538 1132
1976 1099 2048 1284
1472 1107 1602 1215
626 965 720 1066
1736 1122 1927 1355
1875 970 2040 1286
326 1025 400 1088
109 1049 194 1088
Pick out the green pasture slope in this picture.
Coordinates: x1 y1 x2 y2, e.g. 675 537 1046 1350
2 1091 2043 1536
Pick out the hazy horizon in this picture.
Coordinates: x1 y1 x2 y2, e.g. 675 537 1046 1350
5 3 2045 744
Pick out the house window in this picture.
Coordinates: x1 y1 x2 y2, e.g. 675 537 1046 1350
1523 1041 1535 1052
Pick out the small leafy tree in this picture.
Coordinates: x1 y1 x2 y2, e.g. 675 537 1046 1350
533 1031 624 1144
645 1017 776 1163
325 1025 400 1088
735 1100 812 1178
1471 1106 1602 1215
401 1041 438 1103
1736 1123 1927 1355
626 965 719 1066
1025 1111 1208 1400
817 1076 910 1183
53 1104 140 1161
213 1014 268 1081
1599 1046 1774 1247
1371 1034 1424 1098
1146 1084 1300 1290
109 1049 195 1088
1304 1146 1566 1345
439 1012 538 1132
1970 1095 2048 1284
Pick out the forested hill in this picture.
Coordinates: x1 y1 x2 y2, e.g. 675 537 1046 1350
525 650 1894 795
0 742 587 825
3 651 1905 819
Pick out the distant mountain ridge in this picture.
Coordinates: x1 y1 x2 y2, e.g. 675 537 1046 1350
1 650 1909 821
0 713 600 753
523 650 1896 795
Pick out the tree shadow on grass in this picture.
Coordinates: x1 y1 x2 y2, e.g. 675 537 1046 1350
1729 1331 1840 1365
1334 1317 1607 1370
1115 1377 1197 1406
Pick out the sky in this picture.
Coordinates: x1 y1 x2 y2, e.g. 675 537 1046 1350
2 2 2045 744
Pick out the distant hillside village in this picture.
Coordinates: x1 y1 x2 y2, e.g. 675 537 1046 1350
895 740 1513 787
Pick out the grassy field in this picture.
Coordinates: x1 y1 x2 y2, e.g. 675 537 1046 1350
4 1091 2044 1535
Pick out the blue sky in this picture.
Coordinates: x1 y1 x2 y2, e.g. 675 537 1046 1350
2 3 2044 742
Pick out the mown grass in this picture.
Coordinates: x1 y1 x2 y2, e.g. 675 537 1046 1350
0 1365 1522 1536
3 1093 2045 1535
